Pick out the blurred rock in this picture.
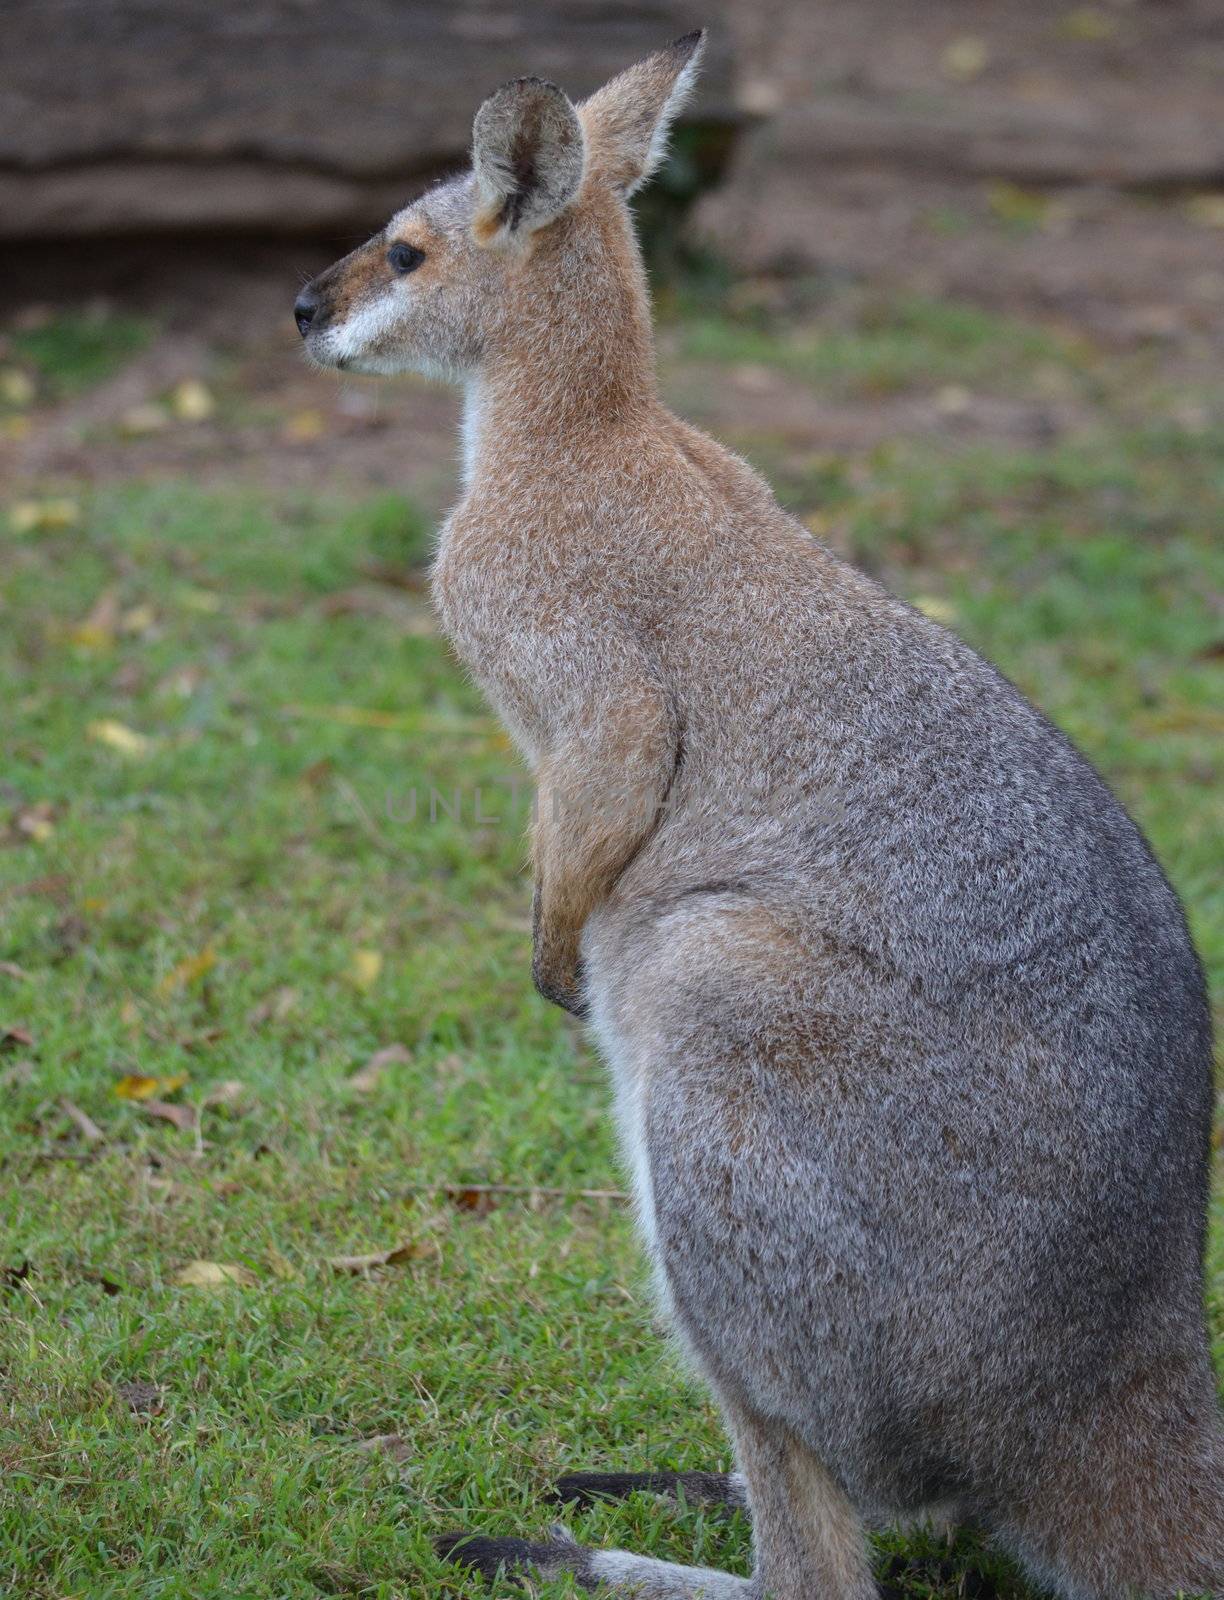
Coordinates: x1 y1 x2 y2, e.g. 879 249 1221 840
1 1 738 238
693 0 1224 327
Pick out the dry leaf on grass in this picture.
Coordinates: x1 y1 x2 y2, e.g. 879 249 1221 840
318 587 395 619
357 561 429 595
120 603 157 637
202 1078 246 1110
327 1239 437 1275
284 408 325 443
176 586 223 615
61 1098 105 1144
84 1270 123 1296
114 1072 188 1102
69 588 121 652
348 1043 410 1093
141 1099 198 1132
87 719 152 757
10 498 80 534
1 368 35 407
157 945 216 997
112 659 146 696
51 913 88 960
406 1181 629 1209
449 1187 501 1217
0 961 29 981
172 380 215 422
247 985 298 1026
1 1025 34 1050
175 1261 255 1289
347 949 383 991
356 1434 412 1462
12 801 55 843
176 1026 225 1053
299 757 334 790
1 874 70 907
115 1379 163 1415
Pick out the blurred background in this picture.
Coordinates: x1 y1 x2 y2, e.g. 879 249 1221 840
2 5 1221 1598
6 0 1224 501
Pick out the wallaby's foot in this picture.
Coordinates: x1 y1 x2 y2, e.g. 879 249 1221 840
553 1469 748 1513
436 1525 599 1590
437 1523 753 1596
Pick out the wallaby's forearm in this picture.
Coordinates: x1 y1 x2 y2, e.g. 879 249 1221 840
531 685 676 1013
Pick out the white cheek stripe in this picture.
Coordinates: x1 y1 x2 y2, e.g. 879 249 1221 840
323 290 401 363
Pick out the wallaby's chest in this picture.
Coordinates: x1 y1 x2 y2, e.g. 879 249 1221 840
432 513 613 764
434 505 644 659
433 519 549 668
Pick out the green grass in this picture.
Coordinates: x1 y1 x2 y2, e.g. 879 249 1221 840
2 301 1222 1597
8 310 156 400
675 292 1096 399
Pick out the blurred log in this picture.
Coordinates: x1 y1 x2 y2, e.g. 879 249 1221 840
0 1 739 238
699 0 1224 274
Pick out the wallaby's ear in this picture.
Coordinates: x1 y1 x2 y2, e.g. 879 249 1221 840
471 77 586 247
579 30 705 197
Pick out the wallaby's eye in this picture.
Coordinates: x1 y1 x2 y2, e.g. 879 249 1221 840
387 242 425 275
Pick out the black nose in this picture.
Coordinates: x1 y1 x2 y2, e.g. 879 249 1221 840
294 290 320 337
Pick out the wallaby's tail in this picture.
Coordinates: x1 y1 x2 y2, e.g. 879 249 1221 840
553 1470 747 1514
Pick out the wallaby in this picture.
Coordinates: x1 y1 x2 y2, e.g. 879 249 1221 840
295 31 1223 1600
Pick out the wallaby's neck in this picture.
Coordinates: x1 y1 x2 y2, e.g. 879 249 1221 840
460 208 661 493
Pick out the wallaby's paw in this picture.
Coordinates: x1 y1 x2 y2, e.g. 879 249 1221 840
435 1527 597 1589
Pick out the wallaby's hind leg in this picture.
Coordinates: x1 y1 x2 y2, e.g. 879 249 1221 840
997 1371 1224 1600
554 1469 747 1513
729 1402 877 1600
438 1407 875 1598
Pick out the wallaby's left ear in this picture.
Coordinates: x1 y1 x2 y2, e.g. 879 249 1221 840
579 30 706 196
472 77 586 247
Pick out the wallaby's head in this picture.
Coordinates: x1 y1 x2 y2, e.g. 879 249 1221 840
294 31 704 382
